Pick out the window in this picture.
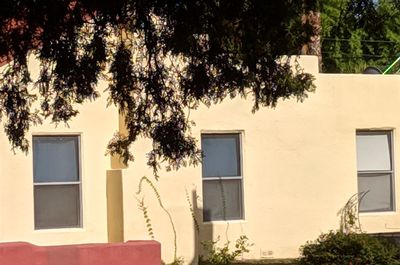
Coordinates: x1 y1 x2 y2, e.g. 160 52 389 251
201 133 243 221
356 131 394 212
33 135 81 229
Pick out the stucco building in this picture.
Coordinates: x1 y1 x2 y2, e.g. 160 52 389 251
1 56 399 263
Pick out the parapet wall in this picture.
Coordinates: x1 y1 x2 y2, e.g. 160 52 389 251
0 241 160 265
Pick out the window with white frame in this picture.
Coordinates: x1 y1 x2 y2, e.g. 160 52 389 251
356 131 394 212
33 135 81 229
201 133 243 221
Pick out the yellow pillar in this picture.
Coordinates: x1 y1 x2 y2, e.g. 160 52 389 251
106 170 124 242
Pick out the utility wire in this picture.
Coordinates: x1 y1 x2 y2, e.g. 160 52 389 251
322 51 385 58
322 37 397 44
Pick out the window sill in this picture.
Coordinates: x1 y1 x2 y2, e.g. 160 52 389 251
202 219 247 225
359 211 397 216
34 227 84 233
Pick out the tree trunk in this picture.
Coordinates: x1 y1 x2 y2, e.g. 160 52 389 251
301 11 322 71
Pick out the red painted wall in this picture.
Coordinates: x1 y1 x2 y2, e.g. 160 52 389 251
0 241 160 265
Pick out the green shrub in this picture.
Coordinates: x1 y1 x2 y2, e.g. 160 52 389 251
199 235 252 265
162 257 184 265
299 231 400 265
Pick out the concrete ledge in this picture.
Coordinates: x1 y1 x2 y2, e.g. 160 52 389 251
0 240 160 265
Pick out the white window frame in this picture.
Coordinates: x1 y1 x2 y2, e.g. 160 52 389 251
356 130 395 213
201 132 244 222
33 134 82 229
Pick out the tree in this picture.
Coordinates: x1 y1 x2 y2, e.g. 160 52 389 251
321 0 400 73
0 0 317 176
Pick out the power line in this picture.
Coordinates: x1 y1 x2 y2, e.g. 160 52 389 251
322 51 384 58
322 37 397 44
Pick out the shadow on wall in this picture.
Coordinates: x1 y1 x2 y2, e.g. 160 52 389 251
189 189 213 265
134 176 213 265
187 183 251 265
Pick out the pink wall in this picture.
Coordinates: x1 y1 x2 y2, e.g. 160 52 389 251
0 241 160 265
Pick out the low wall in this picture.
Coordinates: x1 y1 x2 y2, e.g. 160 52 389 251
0 241 160 265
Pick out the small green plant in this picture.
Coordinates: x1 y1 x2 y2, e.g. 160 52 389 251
136 176 179 261
162 257 184 265
338 192 369 234
136 197 154 239
185 187 200 234
199 235 252 265
299 231 400 265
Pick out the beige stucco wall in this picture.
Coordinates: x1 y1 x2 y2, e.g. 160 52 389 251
120 56 400 263
0 58 119 245
2 55 400 263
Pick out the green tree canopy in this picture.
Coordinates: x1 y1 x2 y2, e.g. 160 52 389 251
321 0 400 73
0 0 317 176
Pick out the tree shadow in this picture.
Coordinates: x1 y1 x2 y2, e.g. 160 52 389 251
189 189 213 265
